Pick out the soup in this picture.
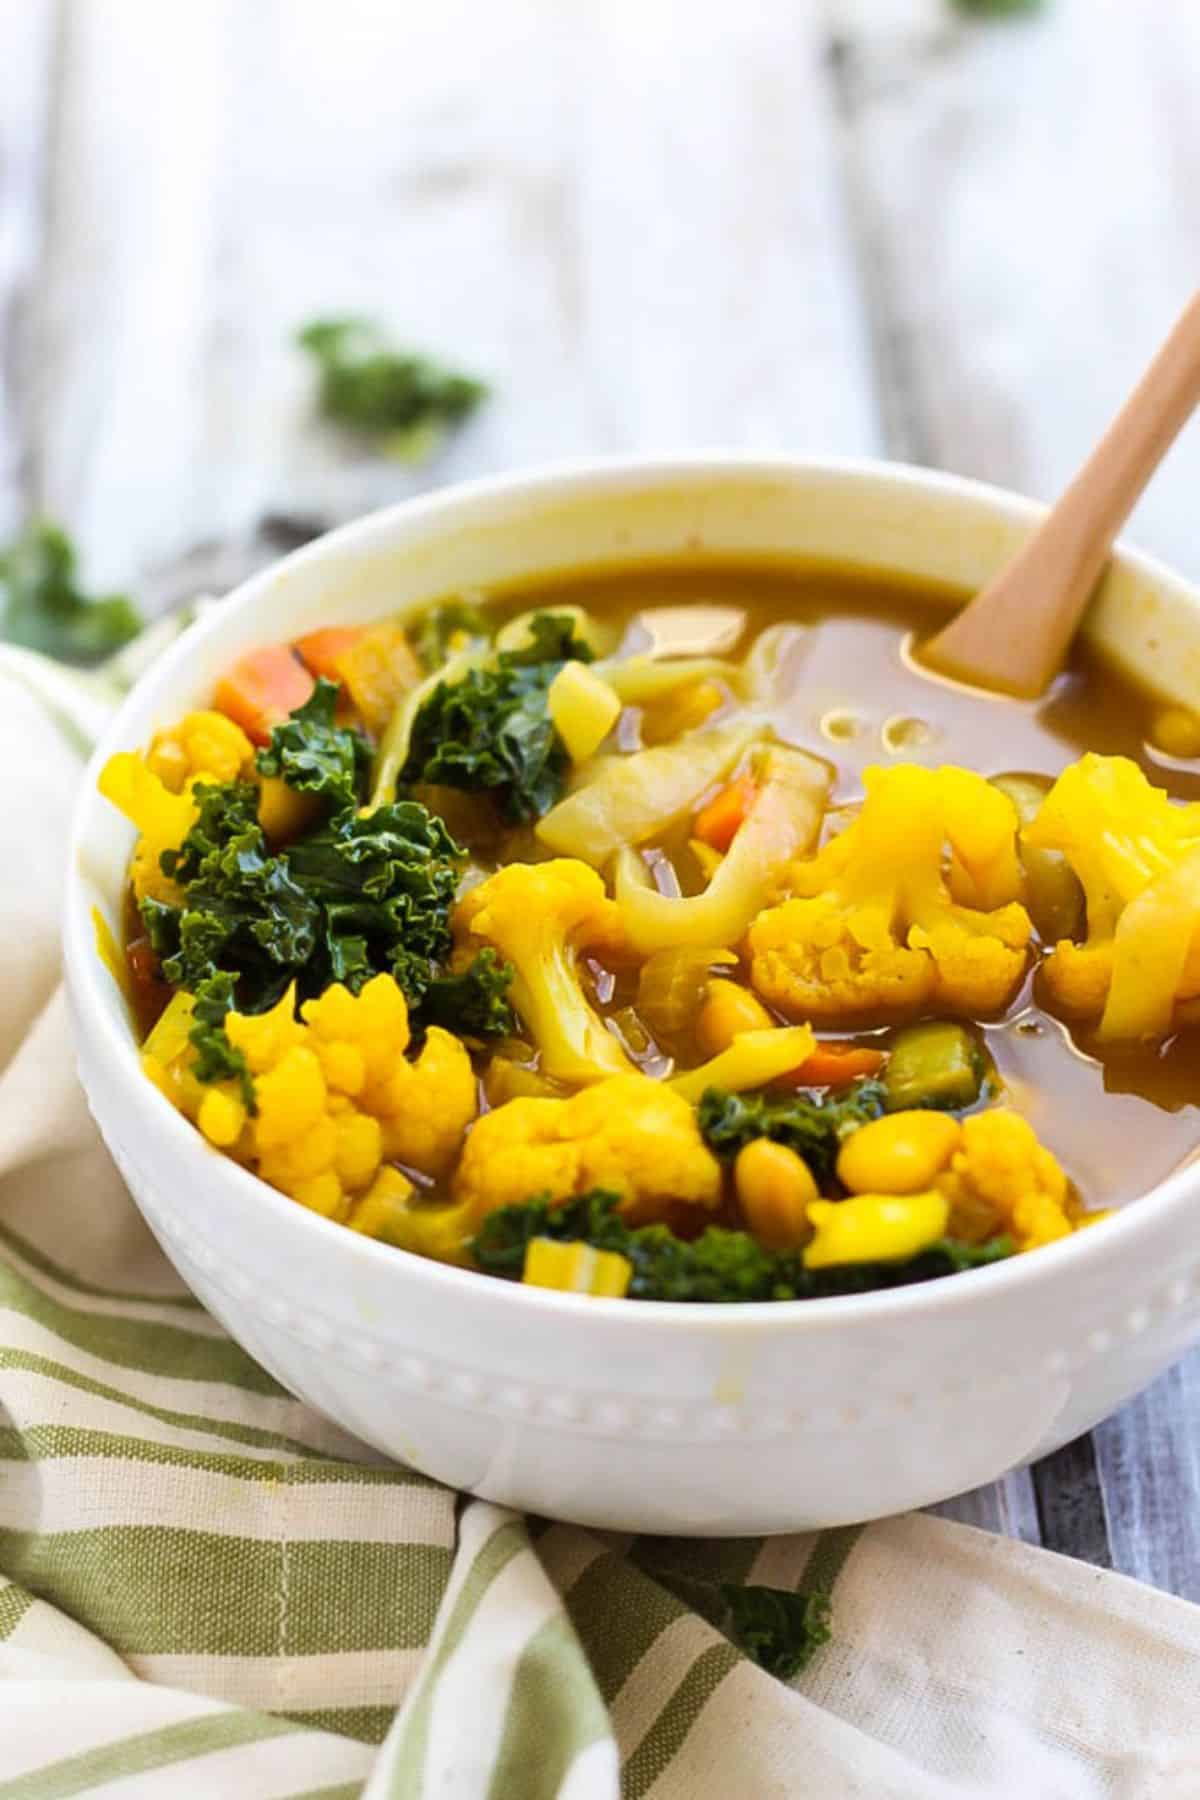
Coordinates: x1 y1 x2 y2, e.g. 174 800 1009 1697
97 560 1200 1302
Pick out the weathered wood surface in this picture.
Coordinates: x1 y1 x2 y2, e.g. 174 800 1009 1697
3 0 1200 1587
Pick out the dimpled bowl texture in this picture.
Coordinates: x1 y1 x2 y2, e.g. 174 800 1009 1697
64 456 1200 1534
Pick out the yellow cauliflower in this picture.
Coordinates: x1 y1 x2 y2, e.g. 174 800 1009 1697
143 974 477 1224
1025 753 1200 1039
454 860 634 1083
748 763 1031 1025
146 710 254 791
453 1073 722 1227
937 1110 1073 1252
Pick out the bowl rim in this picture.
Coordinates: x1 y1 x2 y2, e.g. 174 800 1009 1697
63 449 1200 1337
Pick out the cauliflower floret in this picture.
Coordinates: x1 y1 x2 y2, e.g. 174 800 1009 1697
748 764 1031 1025
146 710 254 791
455 860 633 1083
453 1073 722 1227
1025 753 1200 1039
302 973 477 1178
937 1111 1073 1252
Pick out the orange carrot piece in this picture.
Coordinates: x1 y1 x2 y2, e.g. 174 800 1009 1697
693 776 757 853
781 1044 887 1089
214 645 315 746
294 626 365 680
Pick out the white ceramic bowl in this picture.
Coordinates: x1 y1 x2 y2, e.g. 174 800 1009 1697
65 456 1200 1534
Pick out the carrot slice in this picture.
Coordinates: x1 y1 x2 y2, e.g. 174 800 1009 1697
780 1044 887 1089
294 626 365 680
214 646 315 745
693 776 757 853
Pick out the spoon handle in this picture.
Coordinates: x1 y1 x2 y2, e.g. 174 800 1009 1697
926 290 1200 698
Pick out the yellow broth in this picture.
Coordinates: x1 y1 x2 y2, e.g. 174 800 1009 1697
468 559 1200 1210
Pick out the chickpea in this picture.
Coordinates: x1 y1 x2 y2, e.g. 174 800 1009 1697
836 1110 962 1197
735 1139 818 1249
1150 706 1200 761
696 980 774 1058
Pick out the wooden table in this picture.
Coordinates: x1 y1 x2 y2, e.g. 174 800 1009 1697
5 0 1200 1591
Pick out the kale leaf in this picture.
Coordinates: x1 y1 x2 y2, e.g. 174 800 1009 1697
719 1585 832 1679
188 972 256 1112
255 677 370 809
297 317 487 454
144 782 464 1013
415 948 515 1040
1 520 141 666
411 600 491 673
401 611 595 821
698 1079 888 1185
470 1189 1013 1303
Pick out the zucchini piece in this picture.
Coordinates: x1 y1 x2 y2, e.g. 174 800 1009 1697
884 1022 988 1113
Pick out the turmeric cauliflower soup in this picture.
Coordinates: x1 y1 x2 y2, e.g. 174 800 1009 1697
97 563 1200 1302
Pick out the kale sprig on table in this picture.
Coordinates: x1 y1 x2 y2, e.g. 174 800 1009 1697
298 317 487 456
0 520 142 666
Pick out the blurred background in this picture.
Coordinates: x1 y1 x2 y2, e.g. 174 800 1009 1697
5 0 1200 1588
3 0 1200 614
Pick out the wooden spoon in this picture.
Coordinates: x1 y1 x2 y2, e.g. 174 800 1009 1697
922 290 1200 698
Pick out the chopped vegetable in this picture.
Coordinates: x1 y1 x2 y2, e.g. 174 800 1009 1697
536 724 758 865
693 776 758 853
616 746 830 954
297 316 487 454
332 622 422 735
215 645 315 746
547 660 622 762
255 678 370 811
188 971 255 1111
718 1585 831 1680
453 1077 723 1227
882 1021 988 1112
697 1079 888 1186
0 519 141 665
454 859 633 1082
748 764 1031 1024
295 626 365 680
401 612 595 822
522 1238 633 1297
1024 752 1200 1039
991 773 1083 943
784 1043 886 1088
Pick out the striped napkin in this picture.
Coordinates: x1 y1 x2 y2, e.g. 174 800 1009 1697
5 640 1200 1800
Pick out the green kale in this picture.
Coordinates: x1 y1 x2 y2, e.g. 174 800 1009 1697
470 1190 1013 1303
188 972 256 1111
145 781 464 1012
415 948 515 1040
401 612 595 822
285 802 463 1002
697 1080 888 1185
411 600 492 673
1 520 141 666
719 1585 832 1679
297 317 487 455
255 677 370 809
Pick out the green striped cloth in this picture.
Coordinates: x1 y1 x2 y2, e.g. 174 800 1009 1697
5 642 1200 1799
